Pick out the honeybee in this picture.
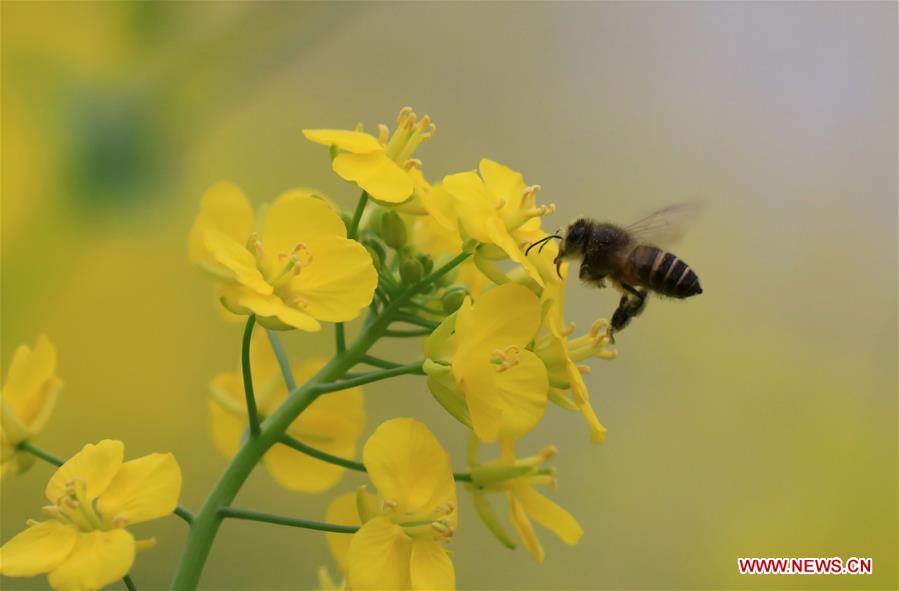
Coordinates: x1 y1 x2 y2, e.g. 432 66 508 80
526 203 703 336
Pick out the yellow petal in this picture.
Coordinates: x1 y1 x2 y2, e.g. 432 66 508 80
1 335 61 433
188 182 255 268
263 443 345 493
508 492 544 563
207 398 243 459
511 483 583 545
442 171 494 242
303 129 382 153
204 229 272 295
333 152 413 203
410 539 455 590
479 159 526 212
325 492 360 573
46 440 124 504
261 192 347 258
486 217 544 287
0 520 76 577
284 236 377 323
346 517 412 591
462 350 548 441
96 453 182 526
47 530 135 591
454 284 542 353
219 285 321 332
568 361 607 444
362 418 455 517
417 184 459 235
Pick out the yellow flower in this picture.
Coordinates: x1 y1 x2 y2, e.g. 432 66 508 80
304 107 436 204
469 438 582 563
535 280 617 443
189 182 377 331
425 284 549 443
0 335 62 477
442 159 556 286
331 418 457 590
208 333 365 493
0 440 181 590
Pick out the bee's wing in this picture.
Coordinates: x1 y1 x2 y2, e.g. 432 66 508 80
625 201 703 246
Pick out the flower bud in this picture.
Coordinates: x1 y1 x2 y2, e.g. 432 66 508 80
399 256 424 283
379 211 407 249
416 253 434 275
441 286 468 313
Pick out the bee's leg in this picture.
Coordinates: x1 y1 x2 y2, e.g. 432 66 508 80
610 286 648 338
579 261 606 286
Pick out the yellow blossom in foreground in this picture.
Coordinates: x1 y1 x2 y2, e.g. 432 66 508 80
208 333 365 493
304 107 436 204
535 280 617 443
425 283 549 443
335 418 457 590
0 335 62 478
0 440 181 590
469 438 582 563
189 183 377 331
442 159 556 286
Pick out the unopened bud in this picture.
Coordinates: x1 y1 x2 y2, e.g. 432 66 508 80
379 211 407 249
399 256 424 283
441 286 468 313
416 253 434 275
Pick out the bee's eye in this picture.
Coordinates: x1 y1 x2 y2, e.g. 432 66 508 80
568 226 585 243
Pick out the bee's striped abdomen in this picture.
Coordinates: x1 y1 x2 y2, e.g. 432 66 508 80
629 246 702 298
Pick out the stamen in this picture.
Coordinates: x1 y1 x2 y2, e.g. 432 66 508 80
562 322 577 337
112 514 129 528
378 124 390 145
397 106 413 125
577 364 591 374
431 520 454 539
490 346 521 372
520 184 542 209
403 158 422 171
495 198 507 211
383 499 399 511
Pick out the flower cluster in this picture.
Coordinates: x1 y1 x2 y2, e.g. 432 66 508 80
1 106 619 591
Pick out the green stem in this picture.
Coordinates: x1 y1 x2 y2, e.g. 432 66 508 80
265 330 296 391
219 507 359 534
174 505 194 524
359 354 401 370
280 434 474 483
312 362 424 394
384 328 431 338
123 574 137 591
17 440 63 466
347 191 368 240
171 251 470 590
394 313 439 330
335 323 346 354
241 316 261 437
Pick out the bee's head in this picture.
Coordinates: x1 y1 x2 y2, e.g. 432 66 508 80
558 219 592 259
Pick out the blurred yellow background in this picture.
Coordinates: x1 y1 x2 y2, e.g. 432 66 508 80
2 2 896 589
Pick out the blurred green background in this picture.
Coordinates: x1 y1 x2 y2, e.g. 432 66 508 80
2 2 896 590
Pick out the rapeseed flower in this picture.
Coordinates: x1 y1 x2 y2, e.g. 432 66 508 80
425 284 549 443
189 183 377 331
304 107 436 204
442 159 556 286
468 438 582 563
208 333 365 492
535 280 617 443
0 335 62 477
334 418 457 590
0 440 181 590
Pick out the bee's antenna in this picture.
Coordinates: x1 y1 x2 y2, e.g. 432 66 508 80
525 234 561 256
537 228 562 254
